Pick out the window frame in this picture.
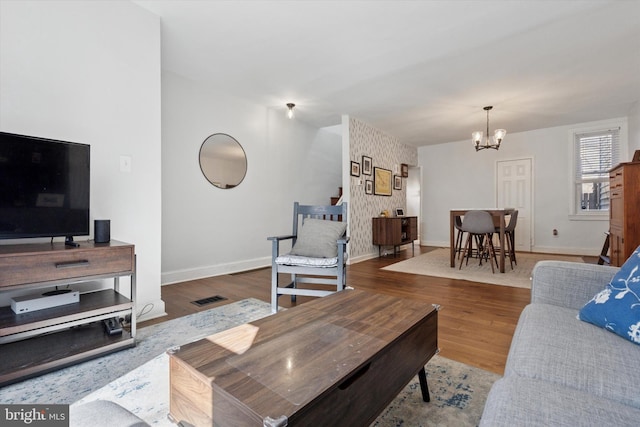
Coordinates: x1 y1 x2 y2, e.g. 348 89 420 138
568 119 627 221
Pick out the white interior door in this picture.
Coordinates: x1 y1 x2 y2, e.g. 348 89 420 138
496 158 532 251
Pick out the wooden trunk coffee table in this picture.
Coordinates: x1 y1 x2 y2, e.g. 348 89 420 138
168 289 438 426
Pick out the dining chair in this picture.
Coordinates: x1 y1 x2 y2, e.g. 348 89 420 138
459 210 499 273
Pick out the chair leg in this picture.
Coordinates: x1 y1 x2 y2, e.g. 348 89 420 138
505 233 514 270
485 233 496 274
509 231 517 265
455 229 465 260
271 266 279 313
290 273 297 302
459 234 473 269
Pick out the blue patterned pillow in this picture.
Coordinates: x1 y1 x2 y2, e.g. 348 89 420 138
578 246 640 345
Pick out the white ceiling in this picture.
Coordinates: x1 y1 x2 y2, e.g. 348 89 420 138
134 0 640 147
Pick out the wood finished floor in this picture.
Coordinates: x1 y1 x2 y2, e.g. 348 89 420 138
140 247 596 375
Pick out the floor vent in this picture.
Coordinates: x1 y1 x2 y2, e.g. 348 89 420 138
191 295 227 307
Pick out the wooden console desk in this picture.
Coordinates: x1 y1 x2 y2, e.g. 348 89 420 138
169 290 438 427
372 216 418 256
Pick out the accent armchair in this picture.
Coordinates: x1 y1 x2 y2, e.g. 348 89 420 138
267 202 348 313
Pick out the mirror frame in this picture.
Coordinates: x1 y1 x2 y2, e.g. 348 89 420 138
198 133 247 189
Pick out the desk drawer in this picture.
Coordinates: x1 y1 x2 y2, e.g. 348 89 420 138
0 246 134 288
609 168 623 191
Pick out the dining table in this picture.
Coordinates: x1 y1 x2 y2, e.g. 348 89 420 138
450 208 515 273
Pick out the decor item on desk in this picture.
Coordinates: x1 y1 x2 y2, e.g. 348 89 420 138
362 155 372 175
394 175 402 190
286 102 295 119
94 219 110 243
633 149 640 162
365 180 373 195
473 106 506 151
374 167 392 196
401 163 409 177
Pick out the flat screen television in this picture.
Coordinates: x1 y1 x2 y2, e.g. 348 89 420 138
0 132 90 244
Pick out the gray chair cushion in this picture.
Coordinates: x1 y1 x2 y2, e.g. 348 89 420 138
275 254 339 267
289 218 347 258
505 303 640 408
480 376 640 427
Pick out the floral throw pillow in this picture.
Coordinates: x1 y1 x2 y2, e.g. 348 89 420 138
578 245 640 345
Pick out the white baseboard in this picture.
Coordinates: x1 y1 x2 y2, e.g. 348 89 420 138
422 240 450 248
531 246 599 256
161 256 271 286
349 252 379 264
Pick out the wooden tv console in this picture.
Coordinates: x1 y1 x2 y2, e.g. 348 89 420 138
0 240 136 386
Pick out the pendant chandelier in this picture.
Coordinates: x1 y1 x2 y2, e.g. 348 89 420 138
472 106 506 151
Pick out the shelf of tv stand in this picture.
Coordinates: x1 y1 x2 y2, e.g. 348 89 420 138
0 289 133 341
0 321 134 386
0 240 136 386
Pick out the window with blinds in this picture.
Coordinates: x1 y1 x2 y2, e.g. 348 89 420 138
574 128 620 213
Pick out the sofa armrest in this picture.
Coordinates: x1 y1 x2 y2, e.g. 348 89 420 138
531 261 619 310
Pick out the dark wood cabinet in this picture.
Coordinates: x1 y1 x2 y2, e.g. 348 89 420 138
0 240 136 385
372 216 418 256
609 162 640 266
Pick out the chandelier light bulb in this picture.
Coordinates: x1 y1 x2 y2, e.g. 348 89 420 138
472 131 483 147
286 103 295 119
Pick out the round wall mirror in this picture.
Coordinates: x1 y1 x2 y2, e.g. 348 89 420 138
198 133 247 189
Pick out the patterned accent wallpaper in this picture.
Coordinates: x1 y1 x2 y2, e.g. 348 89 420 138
348 117 418 259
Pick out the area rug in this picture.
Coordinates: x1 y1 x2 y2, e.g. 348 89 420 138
0 298 272 404
382 248 584 288
72 351 499 427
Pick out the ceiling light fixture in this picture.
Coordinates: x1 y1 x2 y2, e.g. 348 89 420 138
286 103 295 119
472 106 506 151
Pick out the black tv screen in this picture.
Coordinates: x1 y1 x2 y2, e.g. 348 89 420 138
0 132 90 240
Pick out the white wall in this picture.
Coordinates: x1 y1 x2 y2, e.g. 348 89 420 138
161 71 342 284
346 117 418 261
629 101 640 155
419 117 628 256
0 1 164 320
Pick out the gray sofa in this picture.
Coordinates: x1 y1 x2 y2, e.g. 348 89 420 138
480 261 640 426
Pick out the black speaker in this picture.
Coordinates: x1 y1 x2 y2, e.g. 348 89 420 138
95 219 111 243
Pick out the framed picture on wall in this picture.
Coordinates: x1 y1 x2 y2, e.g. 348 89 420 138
350 161 361 177
401 163 409 177
362 156 372 175
365 180 373 194
394 175 402 190
374 167 392 196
